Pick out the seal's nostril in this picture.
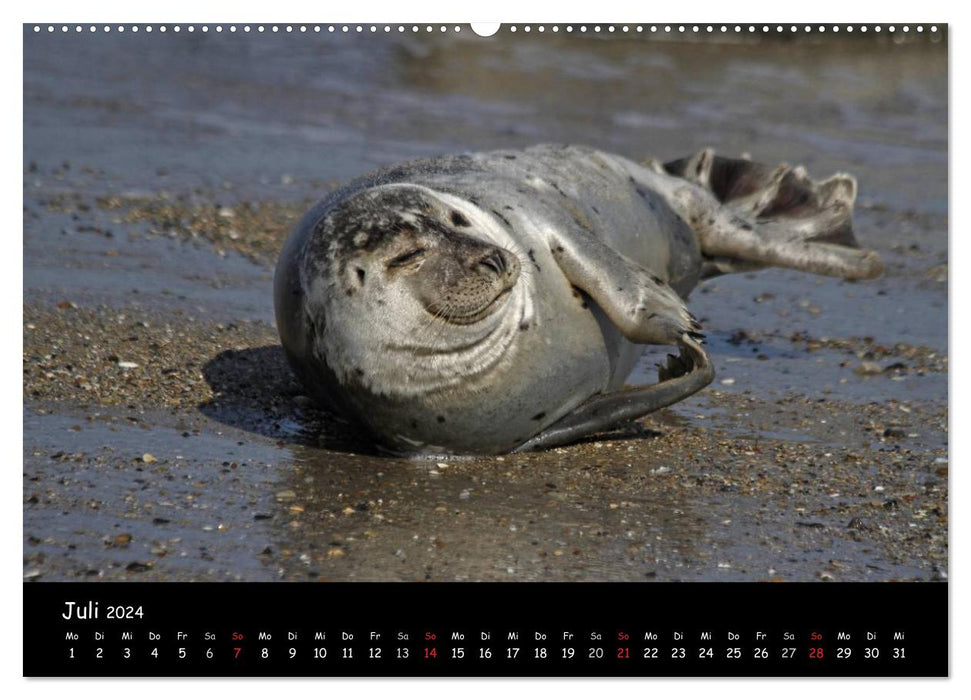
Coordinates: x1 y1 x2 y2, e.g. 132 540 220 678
479 251 505 275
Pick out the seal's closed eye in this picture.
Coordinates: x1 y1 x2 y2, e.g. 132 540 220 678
387 248 427 268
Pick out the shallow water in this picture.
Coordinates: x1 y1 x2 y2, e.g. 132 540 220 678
23 27 947 582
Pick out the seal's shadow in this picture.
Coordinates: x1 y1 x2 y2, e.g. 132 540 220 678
199 345 378 454
200 346 668 455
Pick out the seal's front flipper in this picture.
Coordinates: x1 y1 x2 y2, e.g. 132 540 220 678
664 149 883 280
549 232 700 346
514 334 714 452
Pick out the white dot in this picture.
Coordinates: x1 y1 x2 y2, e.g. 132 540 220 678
918 26 924 32
174 26 180 33
539 26 545 33
511 26 517 33
215 26 222 33
160 26 167 32
525 26 532 33
553 26 559 32
75 25 82 32
132 26 139 33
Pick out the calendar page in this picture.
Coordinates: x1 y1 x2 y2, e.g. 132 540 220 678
22 20 948 677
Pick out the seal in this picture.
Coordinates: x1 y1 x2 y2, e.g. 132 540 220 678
275 144 882 455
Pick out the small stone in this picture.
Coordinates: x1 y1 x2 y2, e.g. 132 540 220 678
141 453 157 464
855 361 883 375
720 378 735 385
118 361 139 369
275 490 297 502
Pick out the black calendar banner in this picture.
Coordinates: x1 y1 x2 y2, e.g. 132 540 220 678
24 582 947 677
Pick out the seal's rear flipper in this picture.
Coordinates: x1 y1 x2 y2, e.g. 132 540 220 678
664 150 882 280
514 334 714 452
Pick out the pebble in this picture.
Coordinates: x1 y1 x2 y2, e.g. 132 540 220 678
141 453 157 464
117 361 139 369
275 490 297 502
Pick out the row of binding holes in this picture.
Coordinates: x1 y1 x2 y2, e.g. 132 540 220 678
33 25 463 33
33 25 941 34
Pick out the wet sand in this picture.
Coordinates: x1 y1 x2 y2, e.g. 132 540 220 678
23 28 947 581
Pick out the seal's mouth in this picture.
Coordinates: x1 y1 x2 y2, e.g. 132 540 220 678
426 285 515 326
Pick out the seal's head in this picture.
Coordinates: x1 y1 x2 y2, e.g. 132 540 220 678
294 184 525 418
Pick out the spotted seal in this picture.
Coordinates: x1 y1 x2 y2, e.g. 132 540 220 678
274 144 881 455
